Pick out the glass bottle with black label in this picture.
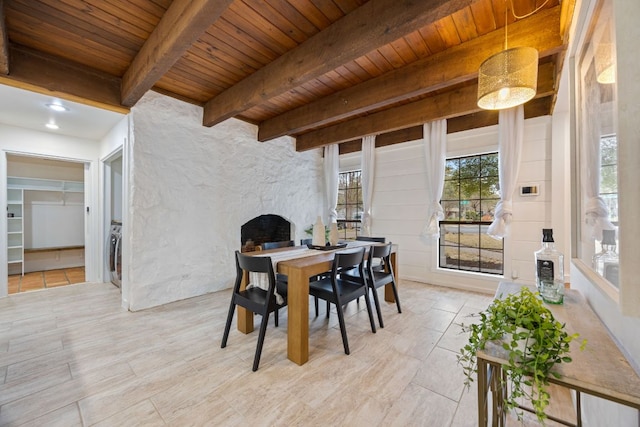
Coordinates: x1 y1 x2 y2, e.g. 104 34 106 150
534 228 564 304
593 229 619 287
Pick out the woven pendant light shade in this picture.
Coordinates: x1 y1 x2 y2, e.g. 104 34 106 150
595 44 615 84
477 47 539 110
595 21 615 84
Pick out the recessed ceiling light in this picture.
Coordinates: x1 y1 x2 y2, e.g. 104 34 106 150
45 122 59 130
46 102 69 112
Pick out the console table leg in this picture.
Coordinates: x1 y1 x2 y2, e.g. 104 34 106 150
477 358 489 426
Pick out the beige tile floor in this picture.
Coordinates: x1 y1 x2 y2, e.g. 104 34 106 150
0 280 575 426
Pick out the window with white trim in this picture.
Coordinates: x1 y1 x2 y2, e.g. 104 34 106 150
439 153 504 275
336 170 362 240
599 134 618 225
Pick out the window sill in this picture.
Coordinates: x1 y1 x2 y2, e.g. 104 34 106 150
434 266 504 281
572 258 619 305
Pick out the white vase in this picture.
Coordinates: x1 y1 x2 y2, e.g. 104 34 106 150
329 222 339 245
312 216 325 246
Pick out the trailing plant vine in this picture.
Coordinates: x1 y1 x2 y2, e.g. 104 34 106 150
457 287 587 422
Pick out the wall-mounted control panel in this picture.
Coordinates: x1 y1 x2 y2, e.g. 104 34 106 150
520 185 539 196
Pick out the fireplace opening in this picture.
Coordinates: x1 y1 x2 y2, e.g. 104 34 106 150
240 214 292 252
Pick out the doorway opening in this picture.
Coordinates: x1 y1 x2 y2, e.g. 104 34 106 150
7 154 87 294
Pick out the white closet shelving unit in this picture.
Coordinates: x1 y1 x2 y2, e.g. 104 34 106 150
7 187 24 276
7 177 85 276
8 176 84 193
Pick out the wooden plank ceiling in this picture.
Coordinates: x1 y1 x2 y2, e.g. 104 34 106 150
0 0 573 152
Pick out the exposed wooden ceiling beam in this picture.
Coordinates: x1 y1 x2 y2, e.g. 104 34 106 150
121 0 233 107
202 0 473 127
337 96 554 155
338 127 422 155
260 6 563 142
0 45 127 113
560 0 578 44
0 0 9 75
296 62 556 152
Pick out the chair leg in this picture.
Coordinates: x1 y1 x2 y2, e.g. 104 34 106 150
326 300 330 318
370 285 385 328
252 312 270 371
363 292 377 334
391 280 402 313
334 302 350 355
221 299 236 348
275 308 279 327
314 296 319 317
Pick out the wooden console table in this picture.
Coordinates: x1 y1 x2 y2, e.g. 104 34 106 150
477 282 640 426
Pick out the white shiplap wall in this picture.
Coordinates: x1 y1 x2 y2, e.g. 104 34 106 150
342 116 554 295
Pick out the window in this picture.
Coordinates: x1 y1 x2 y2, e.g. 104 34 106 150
336 170 362 240
575 0 619 277
439 153 504 275
599 134 618 224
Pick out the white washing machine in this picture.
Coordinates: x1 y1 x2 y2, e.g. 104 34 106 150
108 220 122 288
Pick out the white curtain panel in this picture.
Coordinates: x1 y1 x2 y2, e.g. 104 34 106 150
422 119 447 237
324 144 339 224
361 135 376 236
580 67 615 241
487 105 524 239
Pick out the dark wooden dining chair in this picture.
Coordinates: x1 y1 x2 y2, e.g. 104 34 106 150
342 242 401 328
263 239 327 317
261 240 294 284
308 247 376 355
261 240 294 250
355 236 386 271
300 238 331 316
355 236 386 243
221 250 287 371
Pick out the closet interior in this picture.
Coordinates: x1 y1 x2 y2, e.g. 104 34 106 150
7 154 86 293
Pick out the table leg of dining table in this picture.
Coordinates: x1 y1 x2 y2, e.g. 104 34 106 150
385 251 399 303
237 270 254 334
287 269 309 365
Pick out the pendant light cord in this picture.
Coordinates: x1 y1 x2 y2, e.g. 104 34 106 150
504 3 508 50
509 0 552 20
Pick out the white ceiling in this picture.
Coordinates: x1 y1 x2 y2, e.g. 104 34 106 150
0 83 125 141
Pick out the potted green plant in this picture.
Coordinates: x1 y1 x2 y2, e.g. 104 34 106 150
458 286 586 422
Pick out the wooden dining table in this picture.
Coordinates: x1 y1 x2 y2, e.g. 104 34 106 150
236 241 398 365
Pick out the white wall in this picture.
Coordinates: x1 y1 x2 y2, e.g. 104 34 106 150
126 91 323 311
99 116 128 160
345 116 554 295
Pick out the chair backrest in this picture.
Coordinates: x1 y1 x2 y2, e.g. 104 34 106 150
234 250 276 292
369 242 392 260
366 243 394 279
355 236 386 243
300 238 312 246
261 240 294 250
332 248 365 279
